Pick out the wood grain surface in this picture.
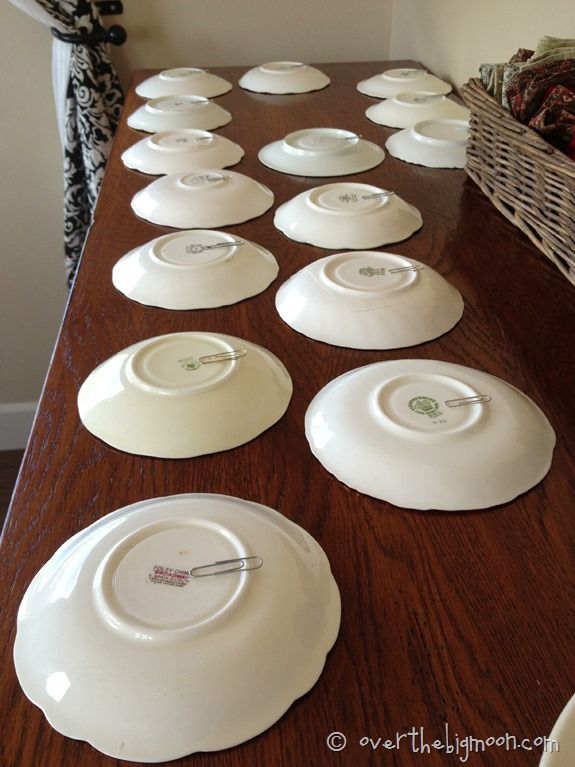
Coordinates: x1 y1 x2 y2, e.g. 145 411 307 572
1 61 574 767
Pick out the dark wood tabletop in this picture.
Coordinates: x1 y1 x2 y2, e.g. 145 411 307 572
1 61 574 767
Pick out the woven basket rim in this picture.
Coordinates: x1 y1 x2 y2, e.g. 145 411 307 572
461 77 575 179
461 77 575 286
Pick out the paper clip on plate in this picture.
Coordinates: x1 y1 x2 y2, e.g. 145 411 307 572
190 556 263 578
445 394 492 408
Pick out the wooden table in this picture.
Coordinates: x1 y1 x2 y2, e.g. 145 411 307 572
2 61 574 767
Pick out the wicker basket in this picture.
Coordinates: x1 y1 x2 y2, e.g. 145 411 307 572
460 77 575 286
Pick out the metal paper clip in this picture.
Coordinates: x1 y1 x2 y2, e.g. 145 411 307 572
186 172 228 185
190 556 263 578
185 240 244 254
445 394 492 408
412 94 445 103
178 349 247 371
362 191 395 199
389 265 425 273
174 135 214 145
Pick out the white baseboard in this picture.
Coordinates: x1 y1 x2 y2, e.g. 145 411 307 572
0 401 38 450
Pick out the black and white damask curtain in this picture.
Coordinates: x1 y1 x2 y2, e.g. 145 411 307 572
10 0 124 286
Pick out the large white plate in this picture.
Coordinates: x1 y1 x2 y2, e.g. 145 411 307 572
258 127 384 176
366 92 469 129
135 67 233 99
122 129 244 175
305 359 556 510
357 67 452 98
276 251 463 348
131 169 274 228
78 332 292 458
239 61 330 93
113 229 279 309
14 493 341 762
274 182 422 249
386 119 469 168
127 95 232 133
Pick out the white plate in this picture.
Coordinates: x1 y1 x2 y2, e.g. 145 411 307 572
274 182 422 249
127 95 232 133
135 67 233 99
366 92 470 129
239 61 330 94
258 127 384 176
113 230 279 310
131 169 274 228
386 119 469 168
357 67 452 98
121 129 244 175
305 359 555 510
78 332 292 458
276 251 463 348
14 493 341 762
540 694 575 766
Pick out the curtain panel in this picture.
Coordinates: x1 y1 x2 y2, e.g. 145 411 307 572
9 0 124 286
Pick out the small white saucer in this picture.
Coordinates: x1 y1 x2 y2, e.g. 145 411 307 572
135 67 233 99
113 230 279 309
276 251 463 348
78 332 292 458
14 493 340 761
131 169 274 228
239 61 330 93
274 182 422 249
357 67 452 98
121 129 244 175
127 95 232 133
258 128 384 176
305 359 556 510
366 92 469 129
386 119 469 168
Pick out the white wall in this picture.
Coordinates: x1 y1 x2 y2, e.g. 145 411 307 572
0 3 68 409
390 0 575 91
112 0 394 87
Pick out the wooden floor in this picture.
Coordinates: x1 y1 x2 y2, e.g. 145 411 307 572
0 450 24 531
